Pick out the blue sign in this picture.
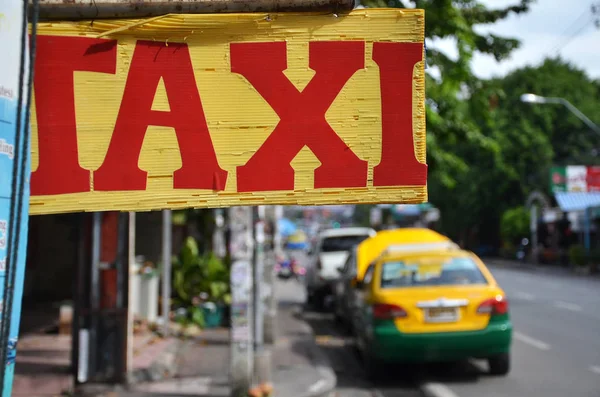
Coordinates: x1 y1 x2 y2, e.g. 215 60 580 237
0 1 32 396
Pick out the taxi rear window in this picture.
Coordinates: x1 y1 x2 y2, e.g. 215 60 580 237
380 257 488 288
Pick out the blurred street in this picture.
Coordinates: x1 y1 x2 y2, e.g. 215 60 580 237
283 251 600 397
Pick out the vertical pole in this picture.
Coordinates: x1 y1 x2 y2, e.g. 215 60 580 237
584 207 591 254
90 212 102 378
274 206 283 256
252 206 270 387
530 206 538 264
253 206 265 349
162 210 172 337
126 212 136 376
230 207 254 397
116 213 127 309
263 206 277 345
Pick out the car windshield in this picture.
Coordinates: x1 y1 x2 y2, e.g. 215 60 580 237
379 256 488 288
321 235 370 252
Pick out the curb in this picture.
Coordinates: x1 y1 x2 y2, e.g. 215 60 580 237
293 307 337 397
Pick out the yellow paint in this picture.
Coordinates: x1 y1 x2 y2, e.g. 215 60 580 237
355 228 450 280
28 9 426 215
370 250 506 334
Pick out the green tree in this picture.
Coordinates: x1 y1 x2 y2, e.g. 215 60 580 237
500 206 530 245
359 0 533 245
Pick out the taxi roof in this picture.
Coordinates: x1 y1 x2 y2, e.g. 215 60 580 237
355 228 453 280
377 245 470 264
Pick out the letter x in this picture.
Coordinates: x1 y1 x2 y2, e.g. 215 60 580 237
231 41 368 192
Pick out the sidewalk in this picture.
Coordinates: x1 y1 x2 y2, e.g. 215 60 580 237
83 304 335 397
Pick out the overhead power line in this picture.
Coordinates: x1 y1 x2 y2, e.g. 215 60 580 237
549 2 600 56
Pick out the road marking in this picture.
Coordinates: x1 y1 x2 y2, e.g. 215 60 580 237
420 382 459 397
554 301 582 312
308 379 326 393
589 365 600 375
514 331 551 351
514 291 535 301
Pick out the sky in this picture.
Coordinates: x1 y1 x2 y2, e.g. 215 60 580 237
431 0 600 80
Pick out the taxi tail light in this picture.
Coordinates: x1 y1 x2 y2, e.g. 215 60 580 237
373 303 407 319
477 296 508 316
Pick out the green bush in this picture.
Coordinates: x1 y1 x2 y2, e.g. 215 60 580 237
500 207 531 246
568 244 588 267
173 237 231 316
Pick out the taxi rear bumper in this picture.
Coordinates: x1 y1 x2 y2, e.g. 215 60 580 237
370 319 512 363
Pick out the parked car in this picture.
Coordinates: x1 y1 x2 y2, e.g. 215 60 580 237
333 228 457 330
351 247 512 380
305 227 376 309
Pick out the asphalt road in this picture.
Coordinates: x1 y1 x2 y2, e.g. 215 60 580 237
279 251 600 397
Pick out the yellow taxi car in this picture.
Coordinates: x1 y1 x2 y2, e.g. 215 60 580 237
351 246 512 380
333 228 457 329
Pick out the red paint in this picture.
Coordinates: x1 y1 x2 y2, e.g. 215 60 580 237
31 36 117 195
231 41 368 192
372 42 427 187
587 167 600 192
101 211 118 263
31 36 426 197
94 41 227 191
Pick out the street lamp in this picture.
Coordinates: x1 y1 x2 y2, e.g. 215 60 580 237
520 93 600 135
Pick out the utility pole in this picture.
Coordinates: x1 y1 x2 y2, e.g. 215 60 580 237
252 206 271 387
161 210 172 337
229 207 254 397
263 206 279 345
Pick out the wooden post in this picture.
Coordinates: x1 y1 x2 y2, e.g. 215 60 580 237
31 0 356 20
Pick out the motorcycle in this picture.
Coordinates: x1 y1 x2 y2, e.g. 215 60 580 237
516 238 529 261
275 255 305 281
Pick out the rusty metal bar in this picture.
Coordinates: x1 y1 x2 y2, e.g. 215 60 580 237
31 0 356 21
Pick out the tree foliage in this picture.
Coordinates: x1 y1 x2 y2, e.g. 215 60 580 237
500 206 530 245
358 0 600 247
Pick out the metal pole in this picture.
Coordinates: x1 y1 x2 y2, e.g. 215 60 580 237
253 206 265 349
230 206 254 397
90 212 102 378
252 206 271 387
530 206 538 264
556 98 600 136
162 210 172 336
584 207 591 254
274 206 284 256
126 212 136 377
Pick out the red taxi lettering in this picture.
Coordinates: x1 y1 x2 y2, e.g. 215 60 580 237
30 36 424 196
230 41 368 192
372 42 427 186
32 36 117 195
94 41 227 191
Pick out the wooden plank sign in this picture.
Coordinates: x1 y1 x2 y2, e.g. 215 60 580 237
29 9 427 215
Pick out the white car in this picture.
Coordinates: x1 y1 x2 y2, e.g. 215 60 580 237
305 227 376 308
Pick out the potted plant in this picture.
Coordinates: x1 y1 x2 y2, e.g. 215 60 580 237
173 237 231 329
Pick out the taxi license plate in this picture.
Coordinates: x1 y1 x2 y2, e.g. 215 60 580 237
425 307 459 323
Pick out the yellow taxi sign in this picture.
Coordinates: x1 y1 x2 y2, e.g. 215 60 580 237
356 228 451 280
29 9 426 215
